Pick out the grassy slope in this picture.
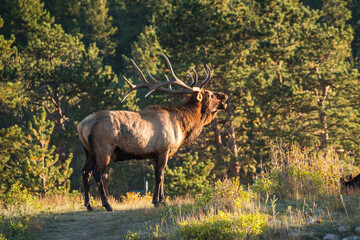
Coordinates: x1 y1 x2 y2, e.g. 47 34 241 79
1 190 360 239
2 145 360 239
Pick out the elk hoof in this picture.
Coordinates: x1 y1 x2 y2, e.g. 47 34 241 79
86 205 94 212
104 203 113 212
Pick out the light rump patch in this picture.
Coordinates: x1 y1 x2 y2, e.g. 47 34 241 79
77 53 228 210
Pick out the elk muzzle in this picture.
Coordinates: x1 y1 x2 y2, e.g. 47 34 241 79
217 93 228 110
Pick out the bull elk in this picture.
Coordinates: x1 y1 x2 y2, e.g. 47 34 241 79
77 53 228 211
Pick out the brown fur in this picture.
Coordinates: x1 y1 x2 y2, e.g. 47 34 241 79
341 173 360 189
77 89 227 210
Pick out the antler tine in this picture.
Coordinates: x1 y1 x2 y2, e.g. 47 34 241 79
188 67 198 87
130 59 150 84
147 70 161 84
121 59 155 102
198 64 212 88
160 53 199 92
144 79 178 97
164 75 173 90
193 67 199 86
188 71 194 86
121 75 149 103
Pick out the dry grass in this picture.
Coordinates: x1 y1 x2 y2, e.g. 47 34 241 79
253 142 360 239
1 143 360 239
0 191 165 239
1 187 360 239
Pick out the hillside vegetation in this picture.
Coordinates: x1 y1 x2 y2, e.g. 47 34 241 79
1 144 360 239
1 0 360 239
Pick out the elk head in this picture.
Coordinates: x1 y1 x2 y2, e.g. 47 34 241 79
200 90 228 125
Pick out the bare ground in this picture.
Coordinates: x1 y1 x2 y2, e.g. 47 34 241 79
36 207 165 240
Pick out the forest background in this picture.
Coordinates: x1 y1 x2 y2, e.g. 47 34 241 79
0 0 360 198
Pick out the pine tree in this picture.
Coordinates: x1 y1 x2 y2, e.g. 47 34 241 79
347 0 360 59
109 0 155 72
0 0 53 48
0 108 73 195
165 152 214 196
291 0 359 150
43 0 117 58
0 17 22 112
0 125 26 193
23 108 73 195
82 0 117 57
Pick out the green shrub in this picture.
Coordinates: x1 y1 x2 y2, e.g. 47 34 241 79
179 211 267 240
196 178 257 212
7 220 33 240
165 152 214 197
123 230 139 240
0 217 34 240
0 183 39 214
0 233 6 240
251 177 278 197
252 143 343 199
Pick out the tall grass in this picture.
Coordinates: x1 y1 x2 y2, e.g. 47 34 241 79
253 142 344 200
1 142 360 239
251 142 360 239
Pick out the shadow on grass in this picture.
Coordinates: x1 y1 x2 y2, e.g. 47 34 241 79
33 207 167 240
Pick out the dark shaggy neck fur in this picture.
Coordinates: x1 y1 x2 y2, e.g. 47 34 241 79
147 94 210 145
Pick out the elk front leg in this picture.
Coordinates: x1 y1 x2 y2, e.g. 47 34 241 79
93 153 113 212
152 152 169 207
93 168 113 211
159 178 166 205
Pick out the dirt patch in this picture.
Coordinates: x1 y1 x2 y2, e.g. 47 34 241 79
36 207 163 240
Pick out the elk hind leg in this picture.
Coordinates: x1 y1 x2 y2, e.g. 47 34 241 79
82 148 95 211
93 154 113 211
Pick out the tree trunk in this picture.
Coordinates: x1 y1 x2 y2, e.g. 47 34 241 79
319 111 329 148
52 94 67 162
213 118 222 150
317 84 329 148
315 67 329 148
225 100 240 178
228 121 240 178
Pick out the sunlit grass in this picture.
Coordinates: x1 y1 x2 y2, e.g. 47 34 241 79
1 142 360 239
1 188 360 239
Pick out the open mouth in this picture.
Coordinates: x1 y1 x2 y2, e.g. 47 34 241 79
218 103 227 110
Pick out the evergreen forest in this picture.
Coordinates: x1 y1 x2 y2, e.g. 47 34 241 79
1 0 360 199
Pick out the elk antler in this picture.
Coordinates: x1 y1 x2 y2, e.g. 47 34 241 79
121 53 212 102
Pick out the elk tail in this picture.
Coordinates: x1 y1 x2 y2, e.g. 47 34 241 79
77 121 92 152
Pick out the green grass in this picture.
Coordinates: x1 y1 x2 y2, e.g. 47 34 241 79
0 188 359 239
1 143 360 239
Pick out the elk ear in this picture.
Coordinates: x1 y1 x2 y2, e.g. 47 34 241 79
196 92 203 102
340 177 345 184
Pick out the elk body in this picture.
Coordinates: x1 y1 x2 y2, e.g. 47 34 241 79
341 173 360 189
77 54 228 211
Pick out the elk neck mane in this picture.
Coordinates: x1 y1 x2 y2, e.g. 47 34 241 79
145 94 207 144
